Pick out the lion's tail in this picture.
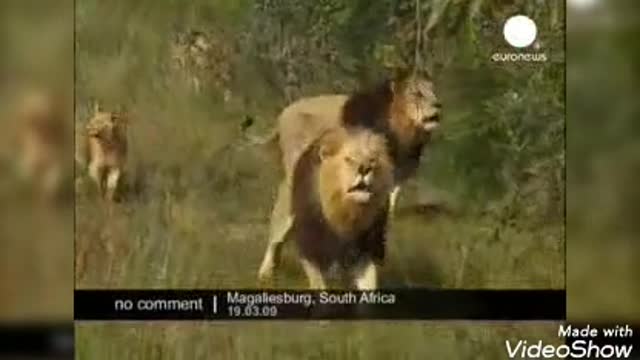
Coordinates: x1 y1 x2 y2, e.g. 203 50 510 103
243 127 279 147
237 114 281 163
239 126 281 166
248 130 278 146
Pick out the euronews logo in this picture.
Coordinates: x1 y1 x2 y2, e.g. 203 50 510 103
492 15 548 63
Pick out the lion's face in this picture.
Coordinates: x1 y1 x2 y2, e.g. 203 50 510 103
86 110 127 140
392 74 442 134
319 129 393 205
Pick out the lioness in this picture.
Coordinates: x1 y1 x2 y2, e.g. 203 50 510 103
258 71 441 281
78 103 128 202
291 127 394 289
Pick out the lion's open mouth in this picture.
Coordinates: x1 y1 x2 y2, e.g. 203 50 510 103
422 114 441 131
347 181 373 203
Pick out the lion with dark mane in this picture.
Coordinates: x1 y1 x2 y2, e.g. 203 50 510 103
257 70 441 282
291 127 394 289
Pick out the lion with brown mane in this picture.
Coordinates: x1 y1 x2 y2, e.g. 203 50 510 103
257 70 442 282
291 126 394 289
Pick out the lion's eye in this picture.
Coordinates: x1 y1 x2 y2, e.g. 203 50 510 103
345 156 357 165
413 91 424 98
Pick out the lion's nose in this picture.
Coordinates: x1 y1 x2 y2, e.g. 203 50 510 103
358 164 372 175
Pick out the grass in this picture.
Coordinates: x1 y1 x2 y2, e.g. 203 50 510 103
75 180 564 289
76 322 563 360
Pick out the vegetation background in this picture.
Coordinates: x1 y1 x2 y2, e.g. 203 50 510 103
566 0 640 322
75 0 565 291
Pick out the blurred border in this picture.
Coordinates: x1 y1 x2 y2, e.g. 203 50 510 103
0 4 74 358
567 0 640 322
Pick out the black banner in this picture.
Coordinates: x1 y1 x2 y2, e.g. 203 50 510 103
0 324 73 357
75 289 565 321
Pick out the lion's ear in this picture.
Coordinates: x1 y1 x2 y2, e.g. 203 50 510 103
389 80 397 95
114 104 130 124
92 101 102 115
318 141 339 162
318 130 344 162
112 112 129 125
389 68 411 94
